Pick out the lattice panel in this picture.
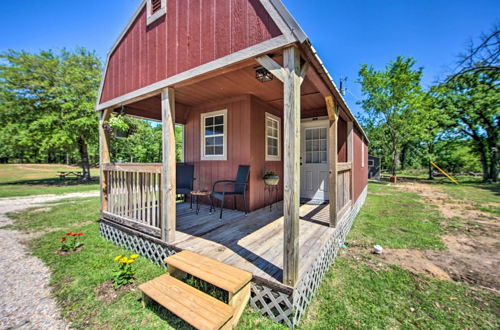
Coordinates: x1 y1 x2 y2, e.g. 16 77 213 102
100 221 176 266
250 283 294 328
292 188 367 326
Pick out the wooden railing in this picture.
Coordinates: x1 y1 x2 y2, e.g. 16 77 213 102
337 162 352 217
102 163 162 237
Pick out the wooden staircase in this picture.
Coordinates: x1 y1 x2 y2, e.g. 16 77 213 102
139 250 252 329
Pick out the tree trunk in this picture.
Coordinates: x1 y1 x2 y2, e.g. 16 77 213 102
77 137 91 181
489 146 498 182
428 161 434 180
478 148 490 182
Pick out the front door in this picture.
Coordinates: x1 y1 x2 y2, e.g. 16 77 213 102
300 120 329 202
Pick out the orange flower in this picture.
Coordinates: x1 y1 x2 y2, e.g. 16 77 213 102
60 237 66 242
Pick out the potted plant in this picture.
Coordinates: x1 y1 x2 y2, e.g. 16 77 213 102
263 170 279 185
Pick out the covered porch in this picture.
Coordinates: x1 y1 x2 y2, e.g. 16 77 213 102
98 45 356 289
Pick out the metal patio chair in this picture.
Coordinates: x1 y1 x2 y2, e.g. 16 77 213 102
211 165 250 219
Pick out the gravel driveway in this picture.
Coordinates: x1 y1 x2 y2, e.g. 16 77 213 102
0 191 98 329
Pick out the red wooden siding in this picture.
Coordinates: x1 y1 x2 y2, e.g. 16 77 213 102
249 96 284 211
183 96 253 210
353 127 368 201
337 117 347 162
100 0 282 103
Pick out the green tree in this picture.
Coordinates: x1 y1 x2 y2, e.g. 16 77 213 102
0 48 101 180
358 56 426 176
434 69 499 181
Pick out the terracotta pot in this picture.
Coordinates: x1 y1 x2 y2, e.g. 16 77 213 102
264 175 279 185
390 175 397 183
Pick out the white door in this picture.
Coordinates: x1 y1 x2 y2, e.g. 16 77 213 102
300 120 330 201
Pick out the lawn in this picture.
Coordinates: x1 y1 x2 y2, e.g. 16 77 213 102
0 164 99 197
9 182 499 329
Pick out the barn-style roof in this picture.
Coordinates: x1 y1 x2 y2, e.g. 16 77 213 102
96 0 368 140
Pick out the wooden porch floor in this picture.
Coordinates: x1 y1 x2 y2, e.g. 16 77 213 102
171 202 335 288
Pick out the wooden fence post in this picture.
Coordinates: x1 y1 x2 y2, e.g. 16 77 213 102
282 46 301 286
99 108 113 212
161 87 176 242
347 121 353 202
325 96 338 227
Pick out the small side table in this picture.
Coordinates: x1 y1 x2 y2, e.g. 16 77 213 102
264 184 279 211
190 190 212 215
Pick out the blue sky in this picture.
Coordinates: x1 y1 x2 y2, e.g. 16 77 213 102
0 0 498 117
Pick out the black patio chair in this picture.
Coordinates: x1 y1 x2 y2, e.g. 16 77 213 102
211 165 250 220
176 164 195 208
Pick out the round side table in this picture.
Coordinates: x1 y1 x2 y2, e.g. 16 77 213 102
190 190 212 215
264 184 279 211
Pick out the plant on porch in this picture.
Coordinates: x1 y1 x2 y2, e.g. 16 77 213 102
263 170 280 185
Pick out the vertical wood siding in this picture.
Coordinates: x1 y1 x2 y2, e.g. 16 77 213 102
353 127 368 201
337 117 347 162
100 0 282 103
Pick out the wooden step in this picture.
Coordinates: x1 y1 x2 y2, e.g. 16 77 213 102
139 274 233 330
164 250 252 294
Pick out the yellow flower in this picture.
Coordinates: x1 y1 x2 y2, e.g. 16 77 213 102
130 254 139 259
119 257 128 264
127 259 134 264
114 255 122 261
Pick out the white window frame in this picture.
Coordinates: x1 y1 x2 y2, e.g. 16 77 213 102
265 112 281 161
368 159 374 167
200 109 227 161
147 0 167 26
361 138 365 167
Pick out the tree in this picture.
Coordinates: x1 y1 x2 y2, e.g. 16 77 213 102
434 69 499 181
358 56 426 176
0 48 101 180
435 26 500 181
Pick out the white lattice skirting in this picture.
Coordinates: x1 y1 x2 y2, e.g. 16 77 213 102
99 186 367 329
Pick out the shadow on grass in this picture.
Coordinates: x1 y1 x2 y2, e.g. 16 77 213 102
1 177 99 187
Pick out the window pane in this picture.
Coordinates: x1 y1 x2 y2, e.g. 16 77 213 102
312 129 319 139
306 129 312 140
320 152 327 163
267 119 273 128
306 152 312 163
312 152 319 163
272 128 278 138
270 146 278 156
267 127 273 136
206 146 214 155
320 140 327 152
319 128 327 139
205 126 215 136
205 117 214 126
306 141 312 152
312 140 319 151
214 115 224 125
214 146 223 155
206 137 215 146
214 136 223 145
214 125 224 134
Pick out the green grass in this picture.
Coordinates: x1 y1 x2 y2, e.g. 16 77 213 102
9 183 499 329
0 164 99 197
347 182 446 249
439 182 500 216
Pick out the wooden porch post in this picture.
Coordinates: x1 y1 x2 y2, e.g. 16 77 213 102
161 87 176 242
347 121 354 201
325 96 338 227
99 108 113 212
282 46 301 286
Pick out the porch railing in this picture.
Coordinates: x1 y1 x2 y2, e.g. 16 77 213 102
102 163 162 237
337 162 352 217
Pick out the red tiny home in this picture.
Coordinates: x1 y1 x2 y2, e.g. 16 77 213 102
97 0 368 327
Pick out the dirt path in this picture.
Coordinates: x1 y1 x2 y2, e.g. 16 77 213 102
376 182 500 292
0 191 98 329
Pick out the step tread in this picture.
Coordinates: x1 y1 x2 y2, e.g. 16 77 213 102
139 274 233 330
164 250 252 294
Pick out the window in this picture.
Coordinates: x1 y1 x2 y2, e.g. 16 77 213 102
201 109 227 160
361 139 365 167
265 113 281 161
147 0 166 26
368 159 374 167
305 127 328 164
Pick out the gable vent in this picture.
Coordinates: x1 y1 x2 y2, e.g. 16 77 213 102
151 0 162 14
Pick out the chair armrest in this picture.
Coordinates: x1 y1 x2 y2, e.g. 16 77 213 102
212 180 236 192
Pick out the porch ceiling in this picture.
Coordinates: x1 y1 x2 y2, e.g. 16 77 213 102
116 56 328 122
